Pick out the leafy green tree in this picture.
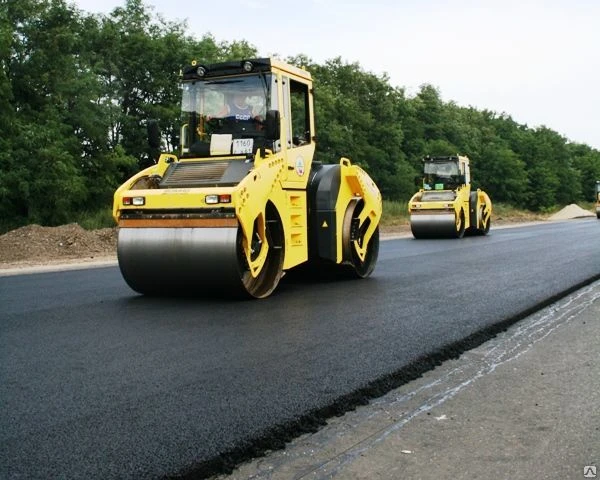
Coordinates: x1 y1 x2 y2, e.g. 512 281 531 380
570 143 600 201
475 139 528 204
307 57 411 199
2 0 93 226
399 85 461 169
517 127 581 210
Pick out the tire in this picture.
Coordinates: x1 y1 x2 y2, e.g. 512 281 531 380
478 206 491 235
239 204 285 298
342 200 380 278
454 210 465 239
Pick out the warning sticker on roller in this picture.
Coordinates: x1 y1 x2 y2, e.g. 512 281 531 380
295 157 305 176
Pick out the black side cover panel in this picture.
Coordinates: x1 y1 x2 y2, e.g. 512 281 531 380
306 163 341 262
469 191 478 229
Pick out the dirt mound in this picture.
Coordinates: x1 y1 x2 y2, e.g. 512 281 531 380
548 204 595 221
0 223 117 265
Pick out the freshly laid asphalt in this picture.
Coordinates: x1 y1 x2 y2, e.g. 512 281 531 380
1 220 599 479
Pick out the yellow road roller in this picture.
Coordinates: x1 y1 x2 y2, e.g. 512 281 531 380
595 181 600 219
113 58 382 298
408 155 492 238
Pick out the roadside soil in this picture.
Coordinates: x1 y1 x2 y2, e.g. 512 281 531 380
0 224 118 269
0 204 588 270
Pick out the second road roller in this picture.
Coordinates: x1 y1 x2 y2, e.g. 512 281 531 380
113 58 382 298
595 181 600 219
408 155 492 238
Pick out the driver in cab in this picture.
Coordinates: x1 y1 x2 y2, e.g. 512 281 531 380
227 93 253 121
218 92 264 133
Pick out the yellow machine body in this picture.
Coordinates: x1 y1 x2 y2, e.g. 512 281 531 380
113 58 382 298
595 181 600 219
408 155 492 238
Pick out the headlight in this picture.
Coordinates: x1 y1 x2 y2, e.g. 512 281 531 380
205 194 231 205
123 196 145 206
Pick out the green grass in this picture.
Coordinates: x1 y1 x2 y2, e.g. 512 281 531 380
490 203 550 222
74 209 116 230
577 201 596 212
381 199 410 227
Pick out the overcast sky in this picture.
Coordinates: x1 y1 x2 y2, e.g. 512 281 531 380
72 0 600 149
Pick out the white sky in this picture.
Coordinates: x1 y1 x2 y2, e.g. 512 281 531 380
73 0 600 149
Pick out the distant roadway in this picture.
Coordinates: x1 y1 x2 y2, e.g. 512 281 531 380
1 219 599 479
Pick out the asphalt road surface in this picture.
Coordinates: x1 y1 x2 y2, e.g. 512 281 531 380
217 280 600 480
1 219 599 479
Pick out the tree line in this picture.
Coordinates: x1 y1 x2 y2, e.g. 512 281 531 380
2 0 599 232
